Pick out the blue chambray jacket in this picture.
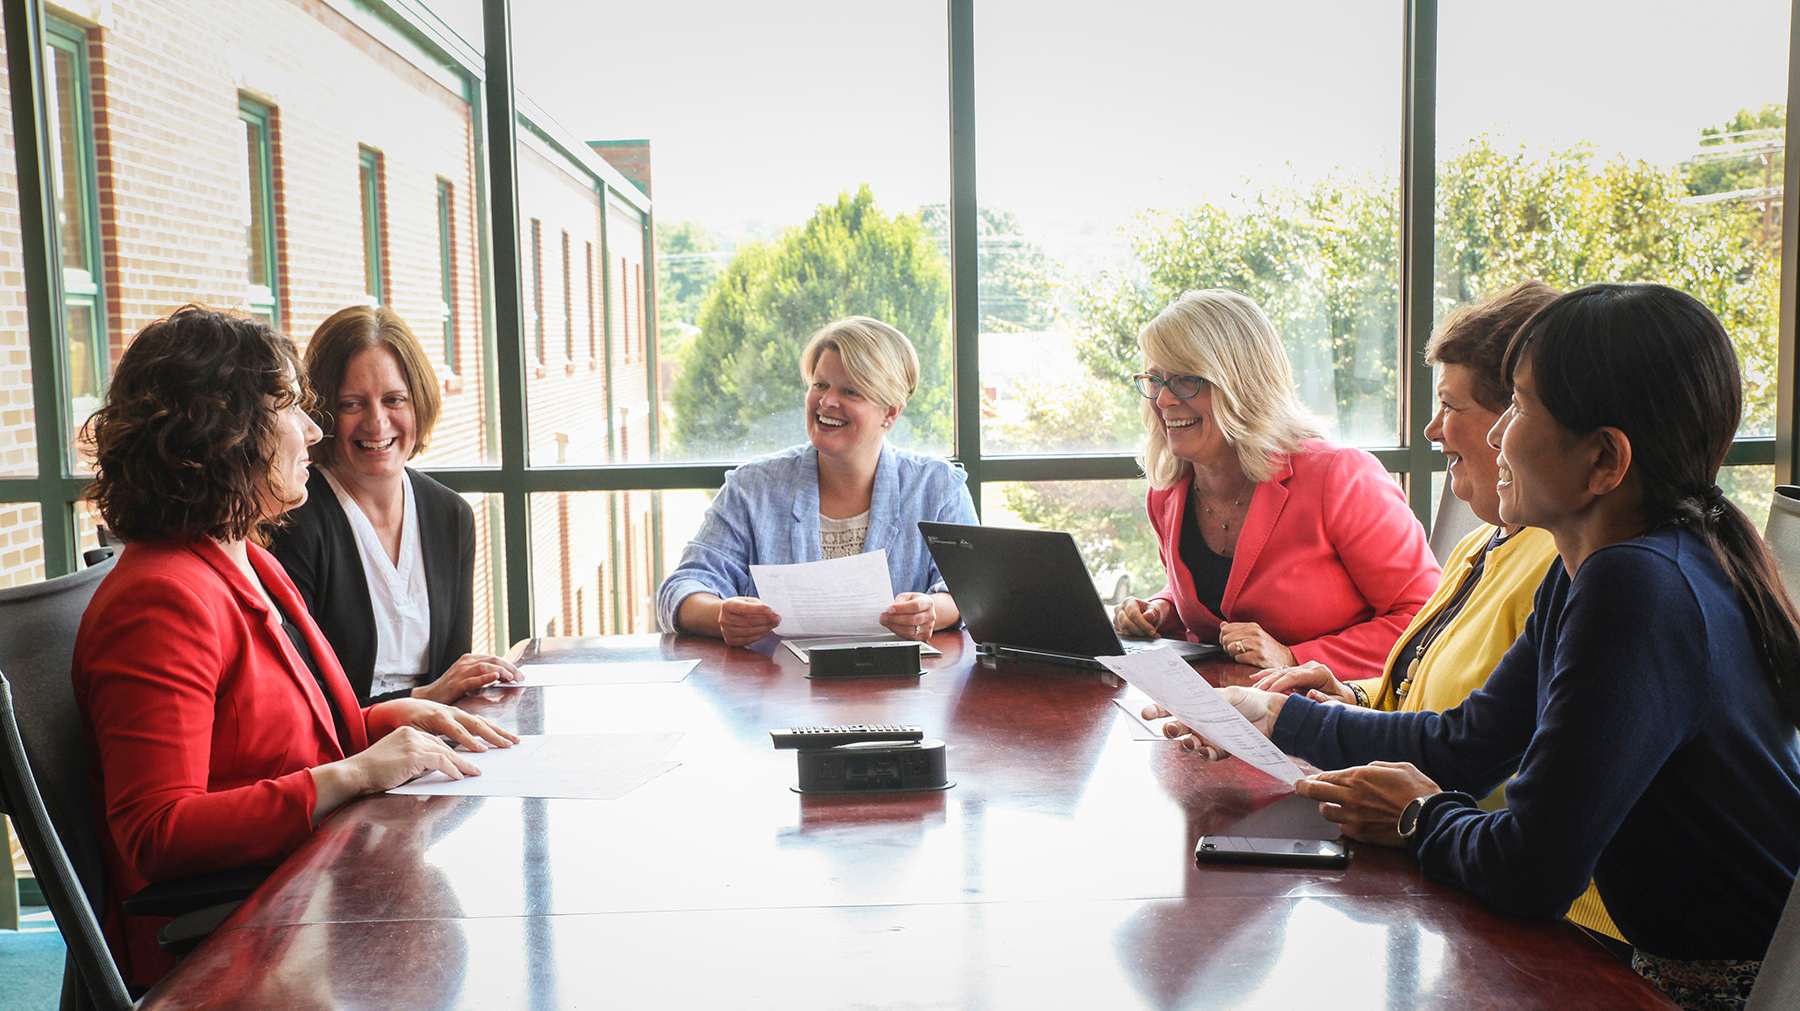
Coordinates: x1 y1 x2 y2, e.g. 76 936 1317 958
655 442 977 632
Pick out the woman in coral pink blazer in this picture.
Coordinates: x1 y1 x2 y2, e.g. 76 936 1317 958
72 307 515 988
1113 291 1440 679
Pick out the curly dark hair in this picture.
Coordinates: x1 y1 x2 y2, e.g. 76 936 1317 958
85 305 310 543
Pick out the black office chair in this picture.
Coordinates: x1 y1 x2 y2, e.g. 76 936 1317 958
1747 870 1800 1010
0 670 133 1011
0 557 267 1009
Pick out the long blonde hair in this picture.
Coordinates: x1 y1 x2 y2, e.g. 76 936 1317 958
1137 289 1322 488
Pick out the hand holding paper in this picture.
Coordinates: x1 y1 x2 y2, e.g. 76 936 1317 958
750 550 895 637
1095 647 1304 786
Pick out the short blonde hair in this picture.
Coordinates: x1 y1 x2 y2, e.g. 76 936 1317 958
799 316 919 411
1137 289 1323 488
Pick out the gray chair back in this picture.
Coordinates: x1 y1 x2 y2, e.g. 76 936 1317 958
0 555 116 914
1428 477 1484 567
1747 869 1800 1010
1765 486 1800 609
0 672 132 1011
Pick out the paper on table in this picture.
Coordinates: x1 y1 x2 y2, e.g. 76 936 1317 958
388 733 682 800
750 550 895 637
1095 648 1304 786
507 660 698 688
1110 697 1168 741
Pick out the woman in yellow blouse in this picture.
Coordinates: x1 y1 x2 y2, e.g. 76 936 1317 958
1257 280 1558 713
1256 280 1622 945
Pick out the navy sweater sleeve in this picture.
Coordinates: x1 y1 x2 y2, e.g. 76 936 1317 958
1274 544 1708 920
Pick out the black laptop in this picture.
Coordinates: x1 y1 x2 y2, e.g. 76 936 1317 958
920 522 1220 670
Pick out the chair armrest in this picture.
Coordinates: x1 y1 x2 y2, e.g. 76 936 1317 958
121 867 272 918
154 900 244 958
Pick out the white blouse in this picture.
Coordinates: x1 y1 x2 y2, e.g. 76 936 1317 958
324 469 431 697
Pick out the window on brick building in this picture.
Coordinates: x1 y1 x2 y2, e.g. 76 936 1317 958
585 241 597 361
561 230 573 361
530 217 544 362
238 98 279 326
45 18 106 434
437 179 458 375
357 146 385 303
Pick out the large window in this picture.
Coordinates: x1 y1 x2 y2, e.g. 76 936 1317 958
238 98 280 325
1437 0 1789 521
0 0 1792 647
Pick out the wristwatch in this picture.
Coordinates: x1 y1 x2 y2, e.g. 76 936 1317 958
1398 795 1430 841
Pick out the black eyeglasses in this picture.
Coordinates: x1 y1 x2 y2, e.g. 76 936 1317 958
1130 373 1205 400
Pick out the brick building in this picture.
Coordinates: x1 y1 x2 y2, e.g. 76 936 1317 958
0 0 664 646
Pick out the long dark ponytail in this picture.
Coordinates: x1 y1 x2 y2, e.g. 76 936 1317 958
1504 283 1800 728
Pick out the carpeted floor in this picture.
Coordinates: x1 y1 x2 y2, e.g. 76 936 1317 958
0 908 65 1011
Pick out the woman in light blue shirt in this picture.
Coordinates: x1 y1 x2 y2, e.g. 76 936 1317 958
657 317 978 646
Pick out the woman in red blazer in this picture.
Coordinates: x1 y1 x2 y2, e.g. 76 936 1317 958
1113 290 1440 678
72 306 515 988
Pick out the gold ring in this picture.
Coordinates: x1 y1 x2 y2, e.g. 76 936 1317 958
1235 642 1246 654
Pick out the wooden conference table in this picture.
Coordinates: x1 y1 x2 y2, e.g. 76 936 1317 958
141 632 1676 1010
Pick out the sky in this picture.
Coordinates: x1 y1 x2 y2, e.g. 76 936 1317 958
429 0 1790 252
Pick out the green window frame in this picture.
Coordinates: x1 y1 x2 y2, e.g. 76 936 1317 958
44 17 106 446
358 146 384 303
438 179 458 374
239 98 279 326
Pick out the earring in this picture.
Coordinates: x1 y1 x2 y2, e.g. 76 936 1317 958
882 421 891 428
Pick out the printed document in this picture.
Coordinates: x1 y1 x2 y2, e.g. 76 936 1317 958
509 659 699 687
1096 648 1304 786
750 550 895 637
389 733 682 800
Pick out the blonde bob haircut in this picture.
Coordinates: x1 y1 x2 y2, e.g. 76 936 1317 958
304 304 443 467
799 316 920 411
1138 289 1322 488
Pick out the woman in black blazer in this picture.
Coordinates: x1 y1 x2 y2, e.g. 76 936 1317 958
270 306 520 704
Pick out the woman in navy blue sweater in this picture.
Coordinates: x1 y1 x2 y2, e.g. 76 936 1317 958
1152 284 1800 1011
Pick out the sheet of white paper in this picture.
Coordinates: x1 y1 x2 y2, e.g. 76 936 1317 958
388 733 683 800
506 660 698 688
750 550 895 637
1095 648 1304 786
1110 697 1169 741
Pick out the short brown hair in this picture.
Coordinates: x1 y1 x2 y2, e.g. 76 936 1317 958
85 305 307 543
1426 279 1562 412
303 305 442 466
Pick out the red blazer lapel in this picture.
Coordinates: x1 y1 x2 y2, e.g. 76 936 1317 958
1160 480 1223 627
188 539 362 758
1221 455 1294 620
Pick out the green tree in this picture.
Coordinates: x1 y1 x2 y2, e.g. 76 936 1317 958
669 186 951 456
918 204 1058 332
1011 119 1781 580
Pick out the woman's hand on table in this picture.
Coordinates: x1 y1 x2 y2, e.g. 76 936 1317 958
1141 685 1286 759
370 697 519 752
1219 621 1295 668
412 653 524 703
719 596 781 646
1113 596 1169 638
1252 661 1357 705
311 726 485 824
1294 762 1441 847
880 592 937 641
